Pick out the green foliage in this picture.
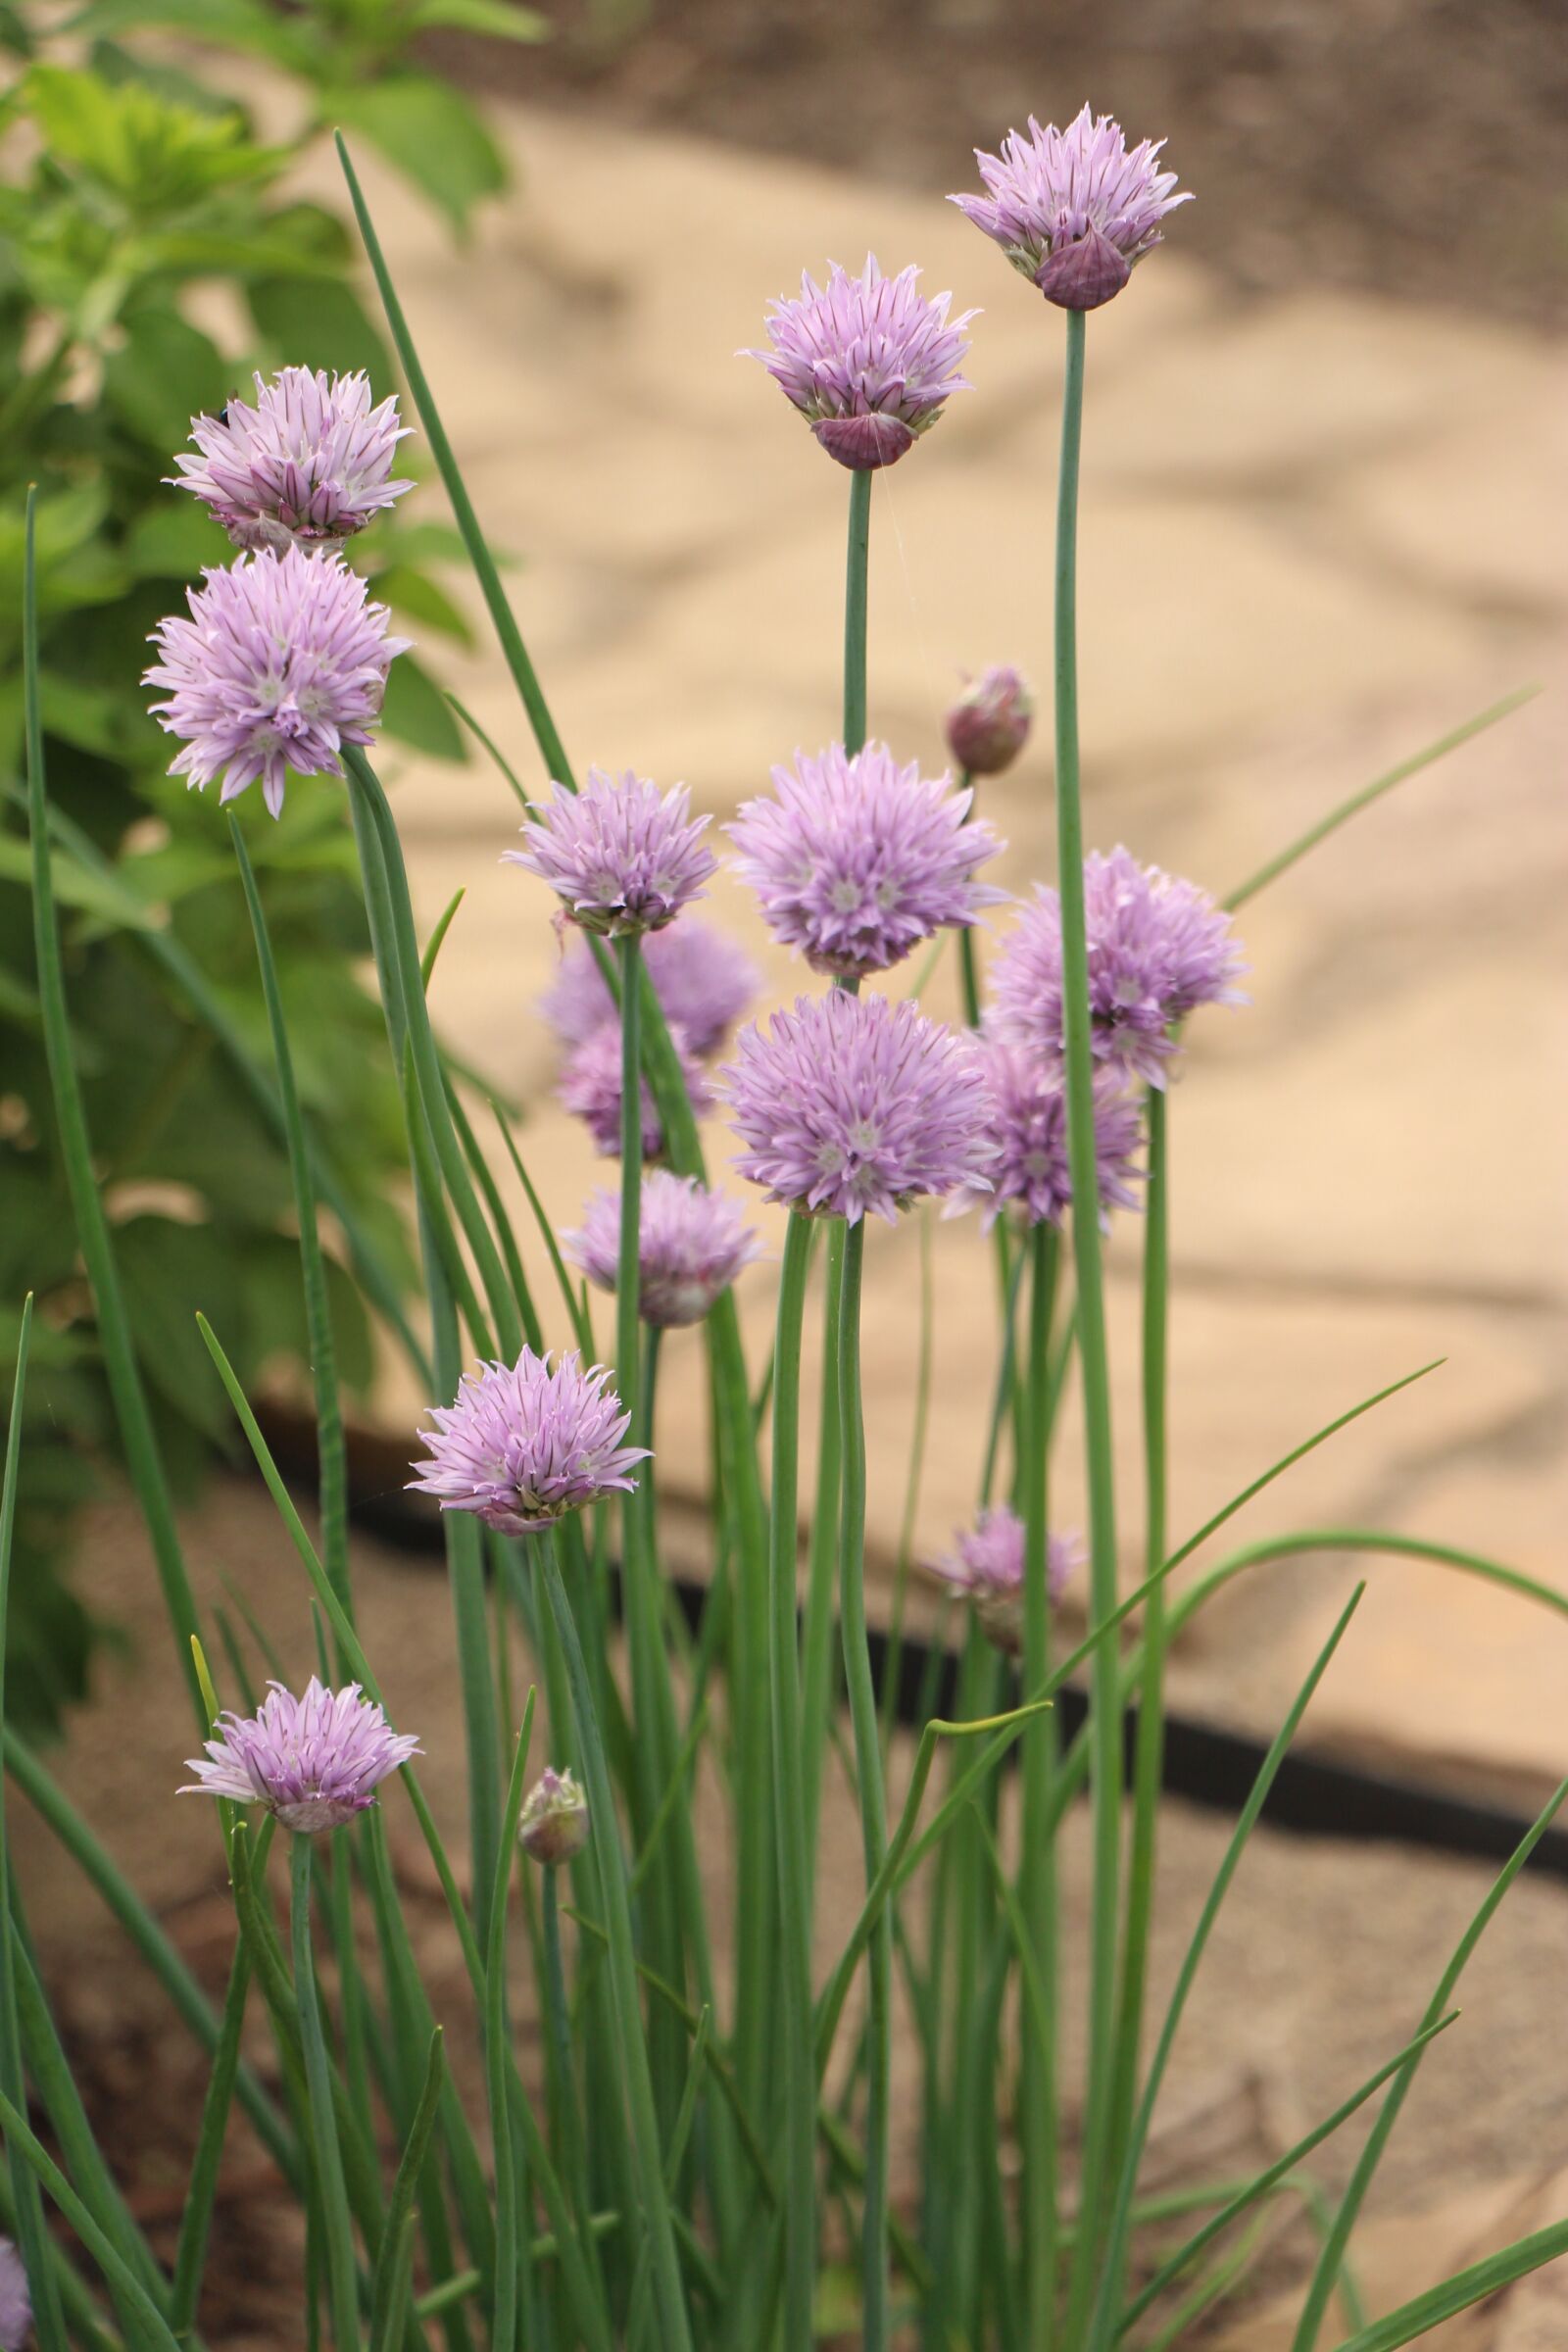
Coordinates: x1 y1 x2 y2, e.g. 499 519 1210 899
0 0 536 1729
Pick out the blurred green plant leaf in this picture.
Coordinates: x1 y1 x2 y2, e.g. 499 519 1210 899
330 78 506 230
123 500 231 580
405 0 549 36
103 306 230 453
369 563 475 647
26 65 288 212
379 654 468 760
249 270 392 386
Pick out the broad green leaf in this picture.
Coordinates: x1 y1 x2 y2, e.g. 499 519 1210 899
26 65 287 212
330 77 507 231
123 499 231 580
103 307 229 456
369 563 474 647
407 0 549 36
67 0 318 72
378 654 467 760
0 834 154 930
249 271 391 386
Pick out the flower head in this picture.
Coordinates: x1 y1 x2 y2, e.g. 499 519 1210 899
410 1348 647 1536
948 1040 1143 1231
952 107 1190 310
945 666 1034 777
539 920 760 1060
745 257 975 469
518 1766 590 1866
728 741 1006 979
144 548 409 819
991 848 1246 1087
927 1505 1080 1656
722 990 996 1225
506 767 716 938
558 1019 713 1159
180 1680 419 1835
0 2238 28 2352
169 368 414 553
564 1171 762 1328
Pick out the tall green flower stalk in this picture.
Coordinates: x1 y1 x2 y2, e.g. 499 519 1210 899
1020 1221 1062 2337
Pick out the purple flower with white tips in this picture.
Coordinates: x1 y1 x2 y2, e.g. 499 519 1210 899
564 1171 762 1328
745 257 975 470
539 920 760 1060
991 848 1246 1088
557 1020 713 1159
728 740 1007 979
169 368 414 553
927 1504 1081 1657
948 1039 1144 1231
952 107 1190 311
0 2238 28 2352
410 1348 648 1537
144 548 409 819
180 1679 420 1835
506 767 717 938
722 990 996 1225
945 666 1034 777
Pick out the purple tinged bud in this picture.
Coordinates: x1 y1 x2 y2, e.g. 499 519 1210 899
927 1504 1081 1657
179 1679 420 1835
951 106 1191 310
945 666 1034 777
539 920 760 1061
518 1766 589 1866
410 1348 648 1536
0 2237 28 2351
168 368 415 553
143 549 409 819
564 1171 762 1328
505 766 717 938
744 256 975 470
557 1020 714 1159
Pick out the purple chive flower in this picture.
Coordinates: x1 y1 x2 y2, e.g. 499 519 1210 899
952 106 1191 311
539 919 760 1060
948 1040 1143 1231
945 666 1034 777
180 1679 420 1835
558 1019 714 1159
0 2238 28 2352
727 741 1007 980
745 256 975 470
410 1348 648 1536
518 1766 590 1866
564 1171 763 1328
144 548 409 819
928 1505 1081 1657
991 848 1247 1088
722 990 996 1225
169 368 414 553
505 767 717 938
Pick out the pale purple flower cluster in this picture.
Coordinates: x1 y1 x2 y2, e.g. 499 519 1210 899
564 1171 762 1327
728 741 1006 979
0 2238 27 2352
539 920 760 1059
518 1766 590 1865
169 368 414 553
991 848 1246 1088
507 767 717 938
144 548 409 818
410 1348 647 1536
952 107 1190 310
723 991 996 1225
746 257 975 470
949 1039 1143 1232
928 1504 1081 1657
945 666 1034 777
557 1019 713 1159
180 1680 420 1835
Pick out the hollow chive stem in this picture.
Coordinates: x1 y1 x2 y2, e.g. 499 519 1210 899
1021 1222 1061 2339
290 1835 360 2352
843 468 872 755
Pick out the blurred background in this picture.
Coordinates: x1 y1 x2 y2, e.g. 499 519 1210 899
2 0 1564 2339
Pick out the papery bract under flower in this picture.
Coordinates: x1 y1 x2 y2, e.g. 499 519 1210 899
991 847 1246 1087
0 2237 28 2352
947 1038 1144 1231
557 1019 713 1159
722 990 996 1225
518 1765 590 1865
169 368 414 553
539 919 760 1060
506 766 716 937
564 1170 762 1327
945 665 1034 777
180 1679 420 1835
144 548 409 818
728 740 1007 979
927 1504 1081 1656
410 1348 648 1536
952 106 1191 310
745 257 975 469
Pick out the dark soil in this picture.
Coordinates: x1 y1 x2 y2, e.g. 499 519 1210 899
430 0 1568 326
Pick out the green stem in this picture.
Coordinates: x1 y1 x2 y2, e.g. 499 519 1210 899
291 1836 361 2352
956 769 983 1027
768 1214 817 2348
1020 1221 1061 2344
834 1218 889 2350
843 468 872 754
1051 306 1124 2352
800 1220 845 1873
541 1865 597 2285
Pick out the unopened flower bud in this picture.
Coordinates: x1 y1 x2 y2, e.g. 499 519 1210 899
945 667 1034 777
518 1767 589 1866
